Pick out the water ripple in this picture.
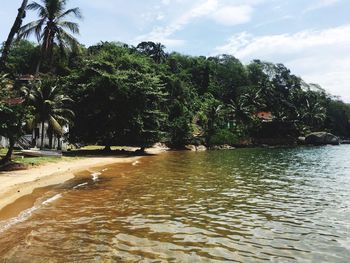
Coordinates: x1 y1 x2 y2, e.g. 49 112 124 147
0 146 350 262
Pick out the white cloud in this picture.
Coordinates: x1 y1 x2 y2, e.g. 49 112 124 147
135 0 257 48
214 25 350 102
304 0 341 13
135 0 218 48
161 0 171 5
211 5 253 26
253 15 293 28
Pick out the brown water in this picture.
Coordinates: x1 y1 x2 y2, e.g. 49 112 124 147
0 146 350 262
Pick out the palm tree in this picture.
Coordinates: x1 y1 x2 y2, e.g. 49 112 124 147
136 42 167 63
152 42 167 64
227 95 255 126
27 81 74 149
0 0 29 72
0 75 28 165
18 0 82 73
299 94 327 130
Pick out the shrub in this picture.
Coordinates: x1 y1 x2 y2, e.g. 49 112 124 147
209 129 241 146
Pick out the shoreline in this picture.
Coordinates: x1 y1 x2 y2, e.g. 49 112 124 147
0 147 166 212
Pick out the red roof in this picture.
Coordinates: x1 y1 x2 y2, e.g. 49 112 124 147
18 74 37 81
255 111 273 120
6 97 25 105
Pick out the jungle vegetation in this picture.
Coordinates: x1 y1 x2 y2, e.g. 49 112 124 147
1 0 350 164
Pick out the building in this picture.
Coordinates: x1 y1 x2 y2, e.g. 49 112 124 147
0 123 69 151
31 122 69 151
0 136 9 148
255 111 274 122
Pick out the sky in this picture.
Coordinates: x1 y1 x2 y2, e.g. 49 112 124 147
1 0 350 101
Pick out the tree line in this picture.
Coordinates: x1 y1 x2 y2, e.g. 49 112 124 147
1 0 350 164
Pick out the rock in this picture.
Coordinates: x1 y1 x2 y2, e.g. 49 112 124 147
196 145 207 152
185 145 207 151
152 142 170 150
305 132 340 146
298 137 306 144
211 144 235 150
185 145 197 151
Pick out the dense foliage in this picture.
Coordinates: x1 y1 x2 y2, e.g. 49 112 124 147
0 74 29 163
1 39 350 149
62 43 166 148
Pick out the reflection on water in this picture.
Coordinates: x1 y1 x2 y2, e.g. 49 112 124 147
0 146 350 262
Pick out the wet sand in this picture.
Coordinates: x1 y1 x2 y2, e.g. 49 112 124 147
0 147 166 212
0 156 140 212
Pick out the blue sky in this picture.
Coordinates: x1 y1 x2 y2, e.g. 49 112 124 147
1 0 350 101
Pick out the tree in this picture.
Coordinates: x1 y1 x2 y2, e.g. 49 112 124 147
26 80 74 149
208 55 248 103
0 0 29 72
0 75 28 165
325 99 350 137
3 40 39 75
137 42 167 64
297 88 327 132
195 94 223 144
63 43 166 150
163 76 197 147
18 0 82 73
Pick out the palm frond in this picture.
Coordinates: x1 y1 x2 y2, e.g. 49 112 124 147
56 28 79 50
58 21 80 34
49 116 63 135
27 1 48 18
57 7 82 20
54 115 72 124
53 108 75 118
17 20 43 41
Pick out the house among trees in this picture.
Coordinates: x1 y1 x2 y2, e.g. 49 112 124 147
0 124 69 151
255 111 274 122
0 136 9 148
18 74 36 81
30 122 69 151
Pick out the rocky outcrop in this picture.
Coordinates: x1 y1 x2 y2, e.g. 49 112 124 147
211 144 236 150
152 142 170 150
196 145 207 152
185 145 207 152
305 132 340 146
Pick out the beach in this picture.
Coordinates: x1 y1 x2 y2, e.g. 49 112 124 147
0 147 165 212
0 156 140 212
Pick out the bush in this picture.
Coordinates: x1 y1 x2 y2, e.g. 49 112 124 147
209 129 241 146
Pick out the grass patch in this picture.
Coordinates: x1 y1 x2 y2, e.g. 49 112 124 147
0 145 141 171
0 148 8 156
13 156 81 168
209 129 242 146
1 148 81 170
77 145 138 151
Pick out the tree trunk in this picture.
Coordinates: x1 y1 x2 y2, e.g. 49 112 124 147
0 0 28 72
48 127 53 149
0 137 15 165
40 122 45 149
103 145 112 152
35 57 42 76
57 136 61 150
49 134 53 149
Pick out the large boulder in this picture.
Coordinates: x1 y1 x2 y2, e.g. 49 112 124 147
305 132 340 146
211 144 236 150
196 145 207 152
185 145 197 151
185 145 207 151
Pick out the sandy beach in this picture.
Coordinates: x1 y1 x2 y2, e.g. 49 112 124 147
0 156 140 212
0 147 166 212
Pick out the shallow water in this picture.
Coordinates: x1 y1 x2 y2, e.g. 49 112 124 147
0 146 350 262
